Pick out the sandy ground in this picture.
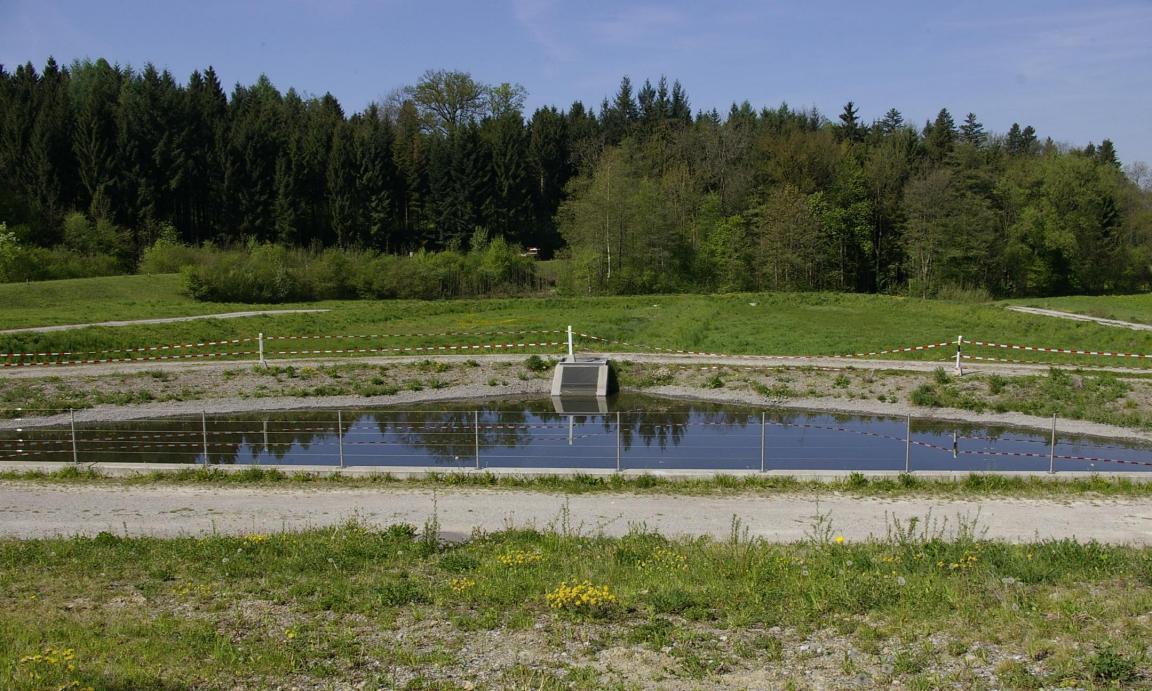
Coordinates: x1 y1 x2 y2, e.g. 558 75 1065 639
1006 305 1152 331
2 483 1150 542
0 309 330 334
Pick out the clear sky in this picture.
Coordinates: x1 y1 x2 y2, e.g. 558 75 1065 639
3 0 1150 165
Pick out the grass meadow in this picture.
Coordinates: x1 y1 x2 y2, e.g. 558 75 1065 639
2 275 1151 368
2 517 1150 689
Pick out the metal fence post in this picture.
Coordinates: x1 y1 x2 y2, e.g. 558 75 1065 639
337 410 345 468
1049 414 1056 474
474 410 481 470
261 419 268 465
904 415 911 473
201 410 209 466
955 335 964 376
759 411 766 473
69 408 78 464
616 411 622 472
258 332 266 366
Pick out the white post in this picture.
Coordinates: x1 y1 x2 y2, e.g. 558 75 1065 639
955 335 963 376
258 333 266 366
904 415 911 473
261 419 268 465
567 325 574 362
759 411 766 473
568 415 574 446
1049 414 1056 474
337 410 345 469
69 408 78 464
201 411 209 466
616 411 622 472
474 410 481 470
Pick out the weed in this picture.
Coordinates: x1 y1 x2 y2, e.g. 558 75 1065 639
523 355 549 372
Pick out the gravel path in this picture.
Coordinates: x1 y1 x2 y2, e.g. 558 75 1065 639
0 309 330 334
3 348 1147 381
2 483 1150 543
1006 305 1152 331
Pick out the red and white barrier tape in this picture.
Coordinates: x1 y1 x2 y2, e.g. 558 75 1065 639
1 351 258 368
267 341 565 356
264 330 563 341
579 333 952 360
968 340 1152 359
0 338 253 360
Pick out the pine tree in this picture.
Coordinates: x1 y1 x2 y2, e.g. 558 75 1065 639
669 80 691 124
923 108 956 161
958 113 985 147
837 101 861 142
877 108 904 134
1097 139 1120 168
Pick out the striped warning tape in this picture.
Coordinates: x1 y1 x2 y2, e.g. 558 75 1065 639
264 330 563 341
0 351 259 368
957 447 1152 469
267 341 565 356
0 338 254 360
968 340 1152 359
578 333 953 360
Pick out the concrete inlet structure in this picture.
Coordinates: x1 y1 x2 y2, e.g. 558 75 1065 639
550 357 617 397
551 325 617 397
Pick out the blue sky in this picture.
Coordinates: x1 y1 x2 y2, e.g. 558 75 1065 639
3 0 1151 165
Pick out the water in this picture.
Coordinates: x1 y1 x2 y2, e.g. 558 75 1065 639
2 394 1151 473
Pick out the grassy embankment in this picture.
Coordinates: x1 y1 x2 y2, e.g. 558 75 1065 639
2 519 1149 689
2 274 1151 364
5 465 1152 498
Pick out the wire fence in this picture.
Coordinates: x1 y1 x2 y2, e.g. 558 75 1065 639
3 327 1150 371
2 408 1151 474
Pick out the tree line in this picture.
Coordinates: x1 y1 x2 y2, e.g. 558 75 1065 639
1 57 1150 298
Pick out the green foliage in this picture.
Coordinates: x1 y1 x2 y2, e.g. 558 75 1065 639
2 58 1150 299
178 240 538 303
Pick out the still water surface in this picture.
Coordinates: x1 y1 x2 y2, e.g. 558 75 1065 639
2 394 1150 473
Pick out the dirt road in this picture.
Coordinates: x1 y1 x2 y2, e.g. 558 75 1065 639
2 483 1150 543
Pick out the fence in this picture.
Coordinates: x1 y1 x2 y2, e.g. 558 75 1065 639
3 328 1150 372
3 407 1151 474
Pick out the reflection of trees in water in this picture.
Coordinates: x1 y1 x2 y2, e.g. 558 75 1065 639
15 399 1086 468
615 407 758 452
368 410 533 462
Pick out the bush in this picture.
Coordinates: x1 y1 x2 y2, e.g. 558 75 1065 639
179 241 540 303
139 234 207 274
0 219 128 283
910 384 941 407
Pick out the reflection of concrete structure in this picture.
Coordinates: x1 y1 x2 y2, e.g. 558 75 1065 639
550 394 609 415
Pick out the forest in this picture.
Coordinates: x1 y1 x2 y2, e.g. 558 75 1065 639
1 57 1150 300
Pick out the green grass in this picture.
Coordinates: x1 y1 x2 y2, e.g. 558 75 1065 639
1005 293 1152 325
2 277 1152 369
4 466 1152 498
1 520 1149 688
0 274 285 329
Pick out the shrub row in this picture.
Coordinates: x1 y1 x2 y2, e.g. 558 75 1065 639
141 237 542 303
